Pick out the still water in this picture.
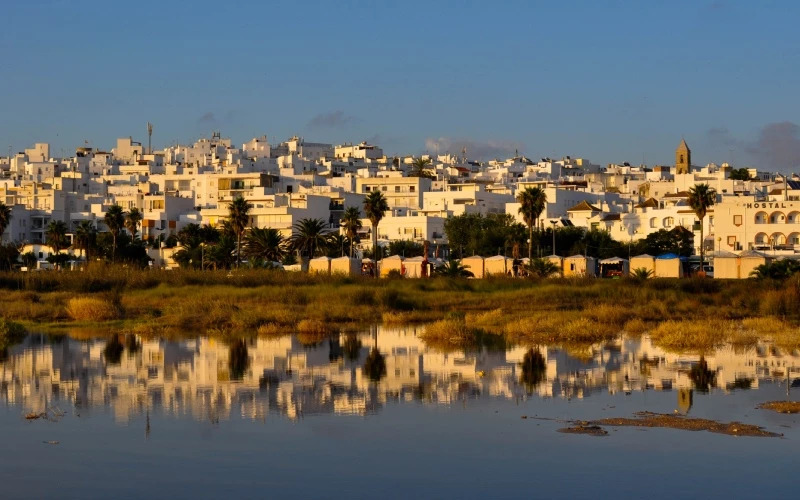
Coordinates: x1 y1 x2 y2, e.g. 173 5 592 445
2 326 799 499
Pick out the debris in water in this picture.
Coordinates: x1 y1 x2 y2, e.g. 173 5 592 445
757 401 800 414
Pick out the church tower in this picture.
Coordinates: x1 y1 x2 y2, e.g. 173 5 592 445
675 139 691 174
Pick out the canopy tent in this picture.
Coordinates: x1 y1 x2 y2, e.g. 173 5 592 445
404 256 431 278
654 253 684 278
308 256 331 275
331 256 361 276
380 255 404 277
599 257 629 278
485 255 513 276
563 255 597 277
630 254 655 277
461 256 485 279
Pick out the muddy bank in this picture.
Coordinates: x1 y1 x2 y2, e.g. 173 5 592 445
561 411 780 438
758 401 800 414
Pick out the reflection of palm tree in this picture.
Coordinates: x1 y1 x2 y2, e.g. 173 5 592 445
103 335 124 365
343 333 362 362
363 348 386 382
362 325 385 382
520 348 546 394
228 339 250 381
689 356 716 393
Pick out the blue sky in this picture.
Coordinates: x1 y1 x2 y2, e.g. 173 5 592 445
2 0 800 169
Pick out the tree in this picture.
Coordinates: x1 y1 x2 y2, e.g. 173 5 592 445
363 191 389 273
104 204 126 262
640 227 694 257
409 157 434 179
517 187 547 260
325 233 350 258
0 202 11 242
388 240 424 257
291 218 330 259
340 206 363 258
0 243 20 271
74 221 97 262
244 227 287 263
729 168 753 181
228 196 252 268
687 183 717 271
125 207 143 240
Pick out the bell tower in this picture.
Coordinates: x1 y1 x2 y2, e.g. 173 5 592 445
675 139 691 175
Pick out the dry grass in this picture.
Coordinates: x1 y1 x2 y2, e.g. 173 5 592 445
66 296 121 322
420 319 480 351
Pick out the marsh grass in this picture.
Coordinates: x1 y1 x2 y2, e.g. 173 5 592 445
4 268 800 351
66 296 121 322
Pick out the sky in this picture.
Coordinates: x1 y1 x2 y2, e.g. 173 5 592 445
2 0 800 170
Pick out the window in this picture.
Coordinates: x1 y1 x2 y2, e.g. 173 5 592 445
733 215 742 226
381 186 387 192
395 186 400 192
727 236 736 247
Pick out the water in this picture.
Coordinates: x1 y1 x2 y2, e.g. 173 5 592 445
2 326 799 499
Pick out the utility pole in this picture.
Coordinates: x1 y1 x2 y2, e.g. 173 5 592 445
147 122 153 155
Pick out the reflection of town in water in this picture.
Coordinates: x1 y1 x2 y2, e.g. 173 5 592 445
2 326 799 423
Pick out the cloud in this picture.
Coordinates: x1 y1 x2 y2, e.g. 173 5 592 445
197 112 216 125
424 137 524 160
745 122 800 170
707 122 800 170
308 111 355 129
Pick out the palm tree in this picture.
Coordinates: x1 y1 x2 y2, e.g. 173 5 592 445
687 183 717 274
517 187 547 261
74 221 97 262
45 220 69 269
104 204 126 262
524 258 560 278
0 202 11 241
409 156 434 179
363 191 389 274
291 218 330 259
434 258 474 278
339 206 362 258
228 196 252 268
244 227 287 263
125 207 143 240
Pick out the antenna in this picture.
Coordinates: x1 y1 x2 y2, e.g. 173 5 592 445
147 122 153 154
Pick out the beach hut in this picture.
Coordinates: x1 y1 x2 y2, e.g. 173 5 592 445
309 256 331 275
630 254 655 277
654 253 683 278
485 255 513 276
404 256 429 278
563 255 597 277
331 256 361 276
709 251 739 279
380 255 405 277
599 257 629 278
545 255 564 277
461 256 485 279
739 250 772 279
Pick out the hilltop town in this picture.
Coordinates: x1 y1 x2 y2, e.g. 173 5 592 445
0 132 797 278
